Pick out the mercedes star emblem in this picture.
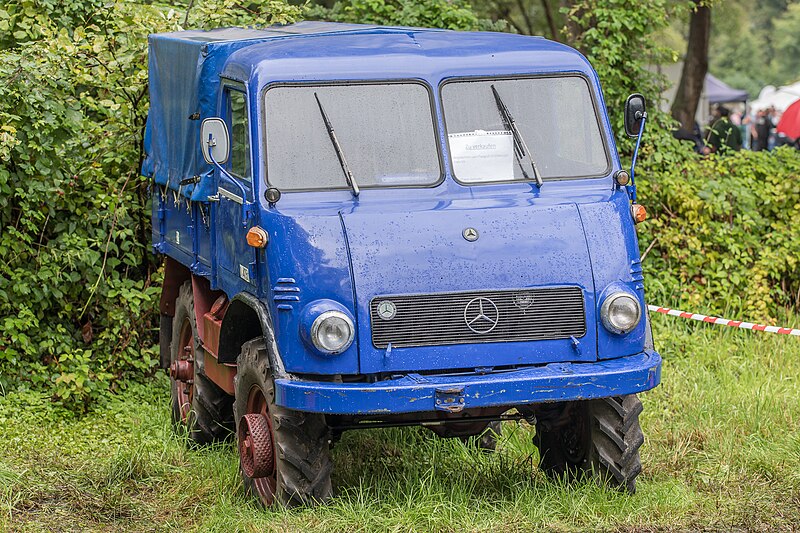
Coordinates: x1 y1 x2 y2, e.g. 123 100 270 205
464 297 500 334
462 227 479 242
376 300 397 321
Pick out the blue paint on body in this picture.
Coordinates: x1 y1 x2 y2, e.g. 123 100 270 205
145 22 661 416
276 350 662 414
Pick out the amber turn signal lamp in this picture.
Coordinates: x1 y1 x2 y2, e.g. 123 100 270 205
631 204 647 224
614 169 630 186
246 226 269 248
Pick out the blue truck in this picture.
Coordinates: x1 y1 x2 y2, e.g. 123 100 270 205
144 21 661 507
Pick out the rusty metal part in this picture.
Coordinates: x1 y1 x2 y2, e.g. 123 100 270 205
201 293 236 394
170 358 194 382
209 294 228 318
191 275 225 342
239 413 274 479
202 349 236 395
174 317 195 422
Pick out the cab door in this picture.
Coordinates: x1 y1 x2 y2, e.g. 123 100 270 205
214 83 257 292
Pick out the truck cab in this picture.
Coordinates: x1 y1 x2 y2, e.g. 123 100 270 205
145 22 661 507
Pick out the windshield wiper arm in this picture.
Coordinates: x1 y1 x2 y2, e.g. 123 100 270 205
314 92 360 197
490 84 543 188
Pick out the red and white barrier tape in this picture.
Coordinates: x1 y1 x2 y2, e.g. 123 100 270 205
648 305 800 337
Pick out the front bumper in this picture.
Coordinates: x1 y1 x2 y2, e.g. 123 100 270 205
275 350 661 415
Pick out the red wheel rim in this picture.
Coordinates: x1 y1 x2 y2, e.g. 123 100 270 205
240 384 278 506
175 317 194 422
239 413 274 478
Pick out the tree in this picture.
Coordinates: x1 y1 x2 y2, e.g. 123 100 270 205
771 2 800 85
562 0 675 146
671 0 711 130
470 0 562 38
308 0 503 30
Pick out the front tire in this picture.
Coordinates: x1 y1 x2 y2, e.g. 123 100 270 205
533 395 644 493
234 338 333 507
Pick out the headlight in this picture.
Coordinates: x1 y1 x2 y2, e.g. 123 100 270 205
600 292 641 334
311 310 354 354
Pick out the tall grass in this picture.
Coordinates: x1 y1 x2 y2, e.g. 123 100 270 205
1 314 799 531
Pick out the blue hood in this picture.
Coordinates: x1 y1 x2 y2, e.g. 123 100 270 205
340 199 598 373
265 197 599 375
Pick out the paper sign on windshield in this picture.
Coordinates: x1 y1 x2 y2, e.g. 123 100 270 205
448 130 514 182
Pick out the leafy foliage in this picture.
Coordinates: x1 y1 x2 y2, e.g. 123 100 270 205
709 0 800 97
638 147 800 320
309 0 506 31
0 0 301 411
561 0 681 150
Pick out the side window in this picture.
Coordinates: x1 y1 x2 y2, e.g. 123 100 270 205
228 90 251 182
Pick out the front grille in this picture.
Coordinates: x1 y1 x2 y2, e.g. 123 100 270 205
370 287 586 348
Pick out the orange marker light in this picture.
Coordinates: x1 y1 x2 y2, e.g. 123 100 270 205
246 226 269 248
631 204 647 224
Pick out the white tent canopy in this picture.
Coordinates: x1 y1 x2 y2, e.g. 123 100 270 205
751 81 800 112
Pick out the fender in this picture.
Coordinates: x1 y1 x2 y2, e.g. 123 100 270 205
218 292 287 378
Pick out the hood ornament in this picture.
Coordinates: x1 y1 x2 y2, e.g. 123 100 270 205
462 227 479 242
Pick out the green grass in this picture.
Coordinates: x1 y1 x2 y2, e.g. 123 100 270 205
2 315 800 532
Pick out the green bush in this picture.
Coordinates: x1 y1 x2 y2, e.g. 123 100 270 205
0 1 301 411
638 146 800 321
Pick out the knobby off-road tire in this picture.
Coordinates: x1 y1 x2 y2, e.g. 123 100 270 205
234 338 333 507
534 394 644 493
169 281 234 445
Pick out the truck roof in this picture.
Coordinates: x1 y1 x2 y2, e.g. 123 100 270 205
143 22 596 201
152 21 440 43
223 24 592 84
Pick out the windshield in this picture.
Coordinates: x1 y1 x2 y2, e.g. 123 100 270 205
264 83 441 191
441 76 609 183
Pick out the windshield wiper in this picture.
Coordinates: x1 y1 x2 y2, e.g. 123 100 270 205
490 84 543 188
314 92 360 197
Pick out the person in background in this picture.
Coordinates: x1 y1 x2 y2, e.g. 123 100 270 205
741 112 752 149
767 106 778 150
706 106 742 153
752 109 771 151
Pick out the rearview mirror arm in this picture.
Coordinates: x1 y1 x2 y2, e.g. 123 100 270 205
628 111 647 204
207 140 253 227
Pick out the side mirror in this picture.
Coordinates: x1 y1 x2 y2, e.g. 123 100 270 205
624 94 647 138
200 118 230 165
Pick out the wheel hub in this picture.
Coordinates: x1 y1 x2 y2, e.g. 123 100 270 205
170 359 194 382
239 413 274 479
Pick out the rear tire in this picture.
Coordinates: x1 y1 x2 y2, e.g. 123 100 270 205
234 338 333 507
169 281 234 444
533 395 644 493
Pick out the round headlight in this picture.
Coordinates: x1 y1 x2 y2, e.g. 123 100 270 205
600 292 641 335
311 311 354 354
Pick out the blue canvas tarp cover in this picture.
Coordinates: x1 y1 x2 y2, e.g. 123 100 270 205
142 23 372 200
